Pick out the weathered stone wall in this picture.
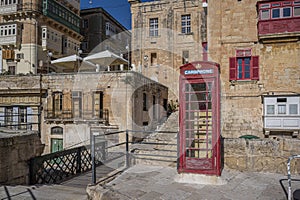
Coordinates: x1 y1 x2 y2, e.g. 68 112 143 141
208 0 300 138
224 138 300 174
129 0 206 100
42 72 168 153
0 130 44 185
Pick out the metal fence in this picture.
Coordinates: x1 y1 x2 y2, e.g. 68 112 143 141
29 141 106 185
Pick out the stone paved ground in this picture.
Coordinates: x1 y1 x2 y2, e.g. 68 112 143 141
88 164 300 200
0 164 119 200
2 163 300 200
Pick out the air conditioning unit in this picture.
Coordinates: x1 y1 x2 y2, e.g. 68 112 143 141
16 53 24 60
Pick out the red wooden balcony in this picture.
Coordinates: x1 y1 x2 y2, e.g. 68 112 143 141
258 17 300 36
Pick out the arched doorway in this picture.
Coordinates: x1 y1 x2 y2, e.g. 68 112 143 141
51 126 63 153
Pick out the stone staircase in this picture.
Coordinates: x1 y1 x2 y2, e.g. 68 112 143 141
130 111 179 167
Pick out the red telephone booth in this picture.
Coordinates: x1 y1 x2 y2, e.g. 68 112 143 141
178 61 221 176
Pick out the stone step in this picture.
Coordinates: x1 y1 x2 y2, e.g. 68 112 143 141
131 153 177 167
131 111 179 167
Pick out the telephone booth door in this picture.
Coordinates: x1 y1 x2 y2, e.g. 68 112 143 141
178 61 221 176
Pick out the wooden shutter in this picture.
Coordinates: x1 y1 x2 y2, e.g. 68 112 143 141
252 56 259 80
63 90 72 118
229 57 237 81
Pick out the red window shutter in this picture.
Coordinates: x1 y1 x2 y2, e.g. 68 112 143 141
252 56 259 80
229 57 237 81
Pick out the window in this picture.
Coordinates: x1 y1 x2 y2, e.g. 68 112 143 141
229 49 259 81
181 15 191 34
149 18 158 37
53 92 63 117
143 93 147 111
294 6 300 16
290 104 298 114
0 24 17 36
8 66 15 75
182 50 189 64
264 96 300 116
72 91 82 118
93 91 104 118
51 126 63 135
19 107 27 123
1 106 33 130
163 99 168 111
202 42 208 61
259 1 299 20
150 53 157 66
153 95 156 119
267 105 275 114
278 105 286 114
106 22 116 36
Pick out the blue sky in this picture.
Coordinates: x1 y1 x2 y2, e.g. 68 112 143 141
81 0 154 30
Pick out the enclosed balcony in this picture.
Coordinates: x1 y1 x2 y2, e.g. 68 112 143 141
263 95 300 137
257 0 300 42
0 2 42 18
0 23 21 47
42 0 81 33
0 4 17 15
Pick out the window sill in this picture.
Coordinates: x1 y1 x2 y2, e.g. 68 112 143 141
149 35 161 38
179 32 194 36
230 80 258 86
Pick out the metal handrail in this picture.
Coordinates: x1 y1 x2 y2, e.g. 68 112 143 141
90 129 178 185
287 155 300 200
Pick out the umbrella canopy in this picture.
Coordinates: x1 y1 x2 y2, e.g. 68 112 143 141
51 54 82 64
78 60 98 72
83 50 128 66
50 54 82 72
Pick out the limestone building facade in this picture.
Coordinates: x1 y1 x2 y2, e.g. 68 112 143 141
129 0 300 138
0 0 82 74
0 72 168 154
129 0 208 99
80 7 131 66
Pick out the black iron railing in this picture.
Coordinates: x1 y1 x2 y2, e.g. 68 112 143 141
29 141 106 185
44 109 109 124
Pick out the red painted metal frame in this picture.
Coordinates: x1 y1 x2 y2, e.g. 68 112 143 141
178 61 221 176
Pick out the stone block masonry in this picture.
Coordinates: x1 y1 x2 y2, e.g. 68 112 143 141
223 138 300 174
0 129 44 185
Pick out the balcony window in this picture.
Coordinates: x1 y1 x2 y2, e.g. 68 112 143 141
0 24 17 36
259 1 299 20
267 105 275 114
295 6 300 16
278 105 286 114
1 106 33 130
106 22 116 36
264 96 300 132
290 104 298 114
